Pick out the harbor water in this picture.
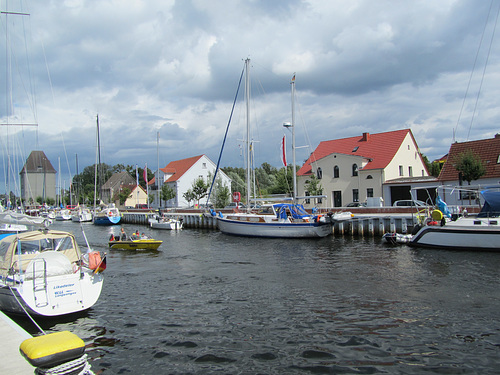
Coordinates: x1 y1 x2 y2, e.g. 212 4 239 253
11 220 500 374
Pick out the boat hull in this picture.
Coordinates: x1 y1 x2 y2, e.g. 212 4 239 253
217 217 332 238
149 219 183 230
108 239 163 250
94 216 121 225
0 271 103 317
409 225 500 251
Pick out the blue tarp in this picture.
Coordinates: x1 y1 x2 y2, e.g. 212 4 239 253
478 189 500 217
273 203 309 219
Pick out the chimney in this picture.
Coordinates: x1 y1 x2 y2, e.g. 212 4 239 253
362 132 370 141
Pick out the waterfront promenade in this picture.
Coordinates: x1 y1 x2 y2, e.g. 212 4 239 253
0 311 34 373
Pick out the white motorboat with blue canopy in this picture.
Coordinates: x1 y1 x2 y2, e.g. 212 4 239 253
409 187 500 251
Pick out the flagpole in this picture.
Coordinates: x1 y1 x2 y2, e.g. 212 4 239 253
145 163 149 208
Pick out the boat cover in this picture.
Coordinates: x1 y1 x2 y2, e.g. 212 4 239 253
478 189 500 217
274 203 310 220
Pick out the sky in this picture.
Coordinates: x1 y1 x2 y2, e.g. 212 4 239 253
1 0 500 194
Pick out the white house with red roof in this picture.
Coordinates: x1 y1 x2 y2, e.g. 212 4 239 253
297 129 429 207
152 154 231 208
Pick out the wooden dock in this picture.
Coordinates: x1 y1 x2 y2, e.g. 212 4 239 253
0 311 34 374
121 210 420 236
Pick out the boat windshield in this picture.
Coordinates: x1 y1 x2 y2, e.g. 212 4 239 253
19 236 75 255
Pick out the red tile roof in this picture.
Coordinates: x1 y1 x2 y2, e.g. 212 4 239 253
160 155 204 182
438 135 500 181
297 129 413 176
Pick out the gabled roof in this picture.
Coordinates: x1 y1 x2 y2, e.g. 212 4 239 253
160 155 205 182
438 134 500 181
297 129 413 176
20 151 56 174
102 171 135 189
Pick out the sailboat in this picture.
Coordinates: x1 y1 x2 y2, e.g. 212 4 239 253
216 59 333 238
92 115 121 225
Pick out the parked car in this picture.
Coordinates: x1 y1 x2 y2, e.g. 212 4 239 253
392 200 428 207
346 202 366 207
224 202 246 210
135 204 149 209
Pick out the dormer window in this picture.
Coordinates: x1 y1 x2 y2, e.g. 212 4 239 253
352 146 359 152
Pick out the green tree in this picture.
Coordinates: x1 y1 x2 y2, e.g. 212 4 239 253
191 177 210 207
211 177 230 208
161 184 176 207
118 187 131 205
183 189 195 207
36 196 43 205
454 149 486 184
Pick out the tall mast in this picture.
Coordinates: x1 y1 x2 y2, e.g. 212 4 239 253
245 58 251 211
291 74 297 202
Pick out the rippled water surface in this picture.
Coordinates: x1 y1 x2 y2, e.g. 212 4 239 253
14 221 500 374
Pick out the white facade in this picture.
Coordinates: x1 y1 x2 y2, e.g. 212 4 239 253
298 132 428 208
154 155 231 208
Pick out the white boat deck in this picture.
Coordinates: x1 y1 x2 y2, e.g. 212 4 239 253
0 311 35 374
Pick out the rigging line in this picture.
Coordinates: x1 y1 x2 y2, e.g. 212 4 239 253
454 0 494 142
467 0 500 141
206 62 245 206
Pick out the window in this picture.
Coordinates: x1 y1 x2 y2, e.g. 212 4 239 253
202 163 207 169
366 175 373 179
352 189 359 202
316 167 322 179
333 165 339 178
352 146 359 152
408 166 413 177
399 165 403 176
352 164 358 177
367 188 373 198
305 191 310 205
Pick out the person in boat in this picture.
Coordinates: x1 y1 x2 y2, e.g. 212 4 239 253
120 228 128 241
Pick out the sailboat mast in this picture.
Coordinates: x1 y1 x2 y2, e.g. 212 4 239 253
291 75 297 202
245 58 251 210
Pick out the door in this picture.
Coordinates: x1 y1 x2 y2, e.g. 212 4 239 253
333 191 342 207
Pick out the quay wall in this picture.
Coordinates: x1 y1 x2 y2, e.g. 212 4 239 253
121 209 421 237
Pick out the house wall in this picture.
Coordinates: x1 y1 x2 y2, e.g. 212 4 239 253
154 155 231 208
124 187 148 207
385 133 428 180
298 133 428 208
20 172 56 202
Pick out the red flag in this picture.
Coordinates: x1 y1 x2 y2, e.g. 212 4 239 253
143 164 148 183
281 135 287 167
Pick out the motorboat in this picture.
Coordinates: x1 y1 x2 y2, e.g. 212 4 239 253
0 229 105 317
409 188 500 251
149 214 183 230
55 209 72 221
93 204 121 225
71 207 93 223
108 232 162 250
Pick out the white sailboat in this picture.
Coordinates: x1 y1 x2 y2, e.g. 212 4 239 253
216 59 332 238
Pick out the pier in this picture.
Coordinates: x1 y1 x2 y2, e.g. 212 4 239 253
120 210 420 236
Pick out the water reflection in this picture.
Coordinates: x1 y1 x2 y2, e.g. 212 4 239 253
8 221 500 374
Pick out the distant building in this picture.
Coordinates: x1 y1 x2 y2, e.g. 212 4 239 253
19 151 57 203
435 134 500 205
101 171 136 205
151 154 231 208
297 129 429 207
123 184 148 208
